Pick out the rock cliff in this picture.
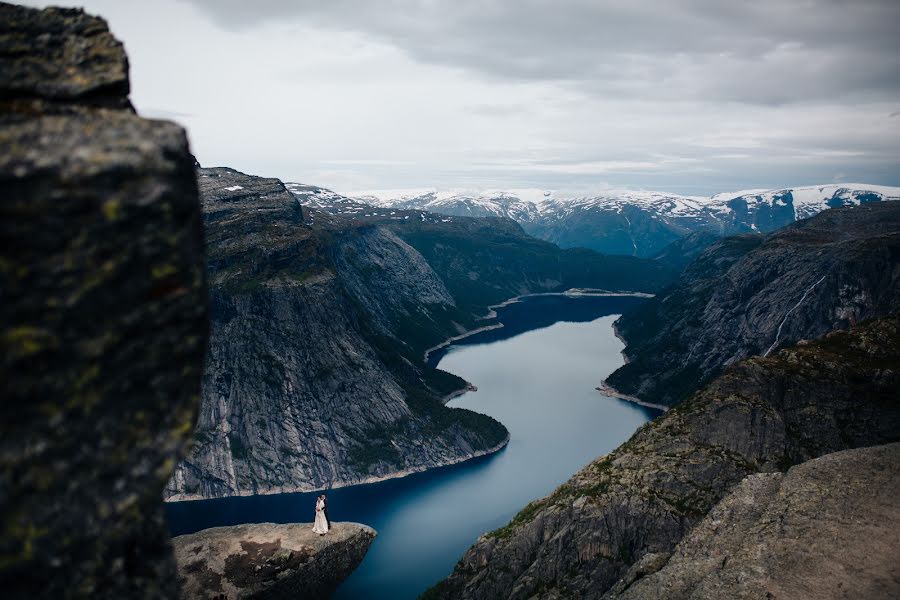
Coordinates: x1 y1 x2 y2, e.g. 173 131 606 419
606 202 900 407
426 317 900 599
607 443 900 600
168 167 676 501
172 522 376 599
1 4 207 598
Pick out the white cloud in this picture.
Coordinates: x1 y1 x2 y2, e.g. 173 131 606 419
17 0 900 195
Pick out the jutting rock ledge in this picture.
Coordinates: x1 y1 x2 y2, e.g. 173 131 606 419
172 522 376 600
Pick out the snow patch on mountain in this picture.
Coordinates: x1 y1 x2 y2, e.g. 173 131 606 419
284 179 899 256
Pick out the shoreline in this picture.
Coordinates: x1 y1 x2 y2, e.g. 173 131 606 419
169 290 652 504
164 434 511 504
423 323 505 363
478 289 655 322
611 320 631 364
441 381 478 404
439 288 654 353
595 382 669 412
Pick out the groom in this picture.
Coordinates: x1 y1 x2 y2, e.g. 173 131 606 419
322 494 330 527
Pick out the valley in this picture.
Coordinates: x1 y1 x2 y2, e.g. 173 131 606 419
166 168 675 502
167 295 660 599
6 3 898 600
175 167 899 599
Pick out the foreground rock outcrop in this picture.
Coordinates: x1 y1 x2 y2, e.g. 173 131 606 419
608 443 900 600
426 317 900 599
606 202 900 407
1 3 207 598
172 522 375 599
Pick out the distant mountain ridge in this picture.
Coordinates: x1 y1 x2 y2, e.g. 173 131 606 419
285 182 899 257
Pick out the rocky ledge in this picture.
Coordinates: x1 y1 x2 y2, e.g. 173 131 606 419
608 442 900 600
172 522 376 600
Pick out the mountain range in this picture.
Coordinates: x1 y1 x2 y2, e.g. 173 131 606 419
286 182 899 258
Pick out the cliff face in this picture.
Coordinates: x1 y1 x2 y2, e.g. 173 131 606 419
607 442 900 600
167 169 493 500
0 4 207 598
427 317 900 600
606 202 900 407
167 168 676 501
172 522 376 600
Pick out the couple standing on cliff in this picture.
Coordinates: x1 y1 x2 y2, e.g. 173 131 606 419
312 493 330 535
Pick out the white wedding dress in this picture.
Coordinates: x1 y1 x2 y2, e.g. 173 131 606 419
312 498 329 534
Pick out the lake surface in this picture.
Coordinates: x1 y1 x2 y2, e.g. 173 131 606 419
166 295 659 599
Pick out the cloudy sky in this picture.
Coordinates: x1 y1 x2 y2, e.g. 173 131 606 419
23 0 900 195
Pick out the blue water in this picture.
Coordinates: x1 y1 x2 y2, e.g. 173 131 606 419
166 295 658 599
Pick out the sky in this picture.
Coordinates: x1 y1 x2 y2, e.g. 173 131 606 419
21 0 900 195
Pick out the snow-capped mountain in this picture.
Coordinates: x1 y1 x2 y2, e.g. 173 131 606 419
286 182 899 257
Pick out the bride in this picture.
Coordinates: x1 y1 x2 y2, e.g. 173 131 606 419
312 494 329 535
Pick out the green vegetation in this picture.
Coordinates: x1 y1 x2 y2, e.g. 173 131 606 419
347 438 402 472
485 495 555 540
392 218 676 317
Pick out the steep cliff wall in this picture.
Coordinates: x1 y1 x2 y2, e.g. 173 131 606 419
427 317 900 599
606 202 900 407
0 4 207 598
166 168 509 500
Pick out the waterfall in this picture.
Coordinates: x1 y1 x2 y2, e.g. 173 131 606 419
763 274 827 357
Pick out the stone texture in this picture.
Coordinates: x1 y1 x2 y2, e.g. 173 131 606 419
172 522 376 599
606 202 900 407
426 317 900 600
0 3 130 111
608 443 900 600
0 3 207 598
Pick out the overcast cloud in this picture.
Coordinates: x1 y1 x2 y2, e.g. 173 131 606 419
20 0 900 194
